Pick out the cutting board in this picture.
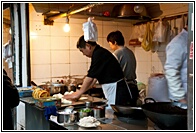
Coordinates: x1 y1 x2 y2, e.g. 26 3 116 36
61 95 106 108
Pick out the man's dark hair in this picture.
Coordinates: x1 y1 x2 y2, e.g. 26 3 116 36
77 35 97 48
107 30 125 46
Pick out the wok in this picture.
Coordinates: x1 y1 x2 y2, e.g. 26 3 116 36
141 98 187 130
110 104 146 119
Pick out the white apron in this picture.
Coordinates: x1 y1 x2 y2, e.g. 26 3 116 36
102 79 132 110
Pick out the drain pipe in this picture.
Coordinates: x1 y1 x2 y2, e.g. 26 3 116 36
44 3 103 25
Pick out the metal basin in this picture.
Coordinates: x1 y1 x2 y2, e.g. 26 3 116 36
111 4 150 20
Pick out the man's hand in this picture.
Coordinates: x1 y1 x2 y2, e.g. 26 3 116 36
178 98 187 104
63 90 81 102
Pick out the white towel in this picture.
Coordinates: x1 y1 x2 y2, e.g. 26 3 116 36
3 41 12 59
5 57 13 68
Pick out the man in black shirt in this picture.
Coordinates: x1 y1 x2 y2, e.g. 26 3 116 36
64 35 138 108
3 69 20 130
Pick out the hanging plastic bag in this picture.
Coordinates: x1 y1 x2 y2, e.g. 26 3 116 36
141 22 153 51
138 24 146 43
129 26 142 46
152 19 169 42
151 22 160 53
147 73 170 102
130 25 140 39
82 17 98 42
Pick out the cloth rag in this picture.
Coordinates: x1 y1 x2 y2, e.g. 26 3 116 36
44 106 57 120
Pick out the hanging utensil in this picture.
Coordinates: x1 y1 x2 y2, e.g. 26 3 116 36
31 81 37 86
179 14 185 32
173 18 178 36
169 19 174 41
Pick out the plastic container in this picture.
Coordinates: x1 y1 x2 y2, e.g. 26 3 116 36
147 73 170 102
17 86 33 98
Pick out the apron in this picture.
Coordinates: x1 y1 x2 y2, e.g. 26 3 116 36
102 79 132 110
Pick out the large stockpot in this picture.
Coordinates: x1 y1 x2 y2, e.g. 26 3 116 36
141 98 187 130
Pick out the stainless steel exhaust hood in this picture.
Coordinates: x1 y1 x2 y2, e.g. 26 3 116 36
31 3 161 25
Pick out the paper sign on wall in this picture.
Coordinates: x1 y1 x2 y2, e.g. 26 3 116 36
189 41 193 60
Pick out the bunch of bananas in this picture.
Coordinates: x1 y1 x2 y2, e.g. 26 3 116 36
32 87 50 99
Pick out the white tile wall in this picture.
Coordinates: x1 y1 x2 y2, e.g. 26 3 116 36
31 64 51 79
69 36 79 50
30 36 51 50
51 50 69 64
50 22 66 36
103 25 118 37
51 64 70 77
70 63 88 76
69 23 84 37
50 36 70 50
30 21 51 36
30 50 50 65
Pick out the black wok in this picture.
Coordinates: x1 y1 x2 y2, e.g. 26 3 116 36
141 98 187 130
110 104 146 119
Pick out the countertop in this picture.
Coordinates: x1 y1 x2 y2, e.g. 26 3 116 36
49 110 155 130
20 97 155 130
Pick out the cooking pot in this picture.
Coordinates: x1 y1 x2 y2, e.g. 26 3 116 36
68 83 77 92
38 83 67 95
141 98 187 130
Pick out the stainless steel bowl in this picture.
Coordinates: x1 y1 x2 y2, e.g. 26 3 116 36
64 111 78 125
57 110 78 124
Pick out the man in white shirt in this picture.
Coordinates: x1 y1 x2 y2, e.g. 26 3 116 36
164 24 188 104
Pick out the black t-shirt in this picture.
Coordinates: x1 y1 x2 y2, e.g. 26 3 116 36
87 45 124 84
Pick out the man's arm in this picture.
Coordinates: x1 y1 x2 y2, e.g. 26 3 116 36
63 76 95 101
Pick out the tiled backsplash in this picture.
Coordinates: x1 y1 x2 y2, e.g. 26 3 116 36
29 4 182 86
